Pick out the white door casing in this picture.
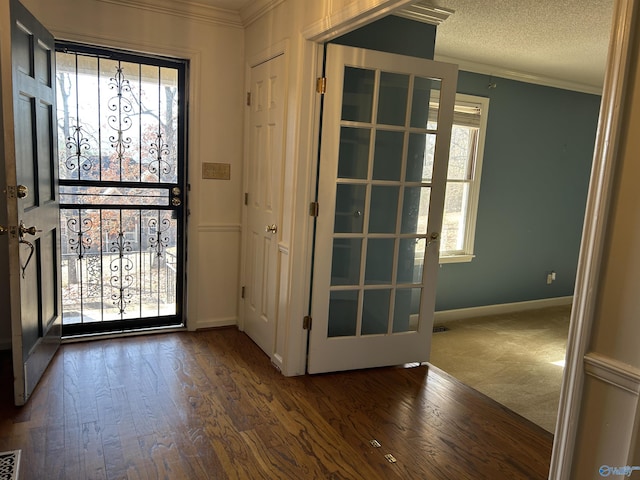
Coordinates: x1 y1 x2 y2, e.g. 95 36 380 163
242 53 286 357
308 44 457 374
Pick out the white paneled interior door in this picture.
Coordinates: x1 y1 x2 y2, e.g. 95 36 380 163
243 54 286 357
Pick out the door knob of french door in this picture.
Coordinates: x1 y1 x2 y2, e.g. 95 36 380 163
265 224 278 234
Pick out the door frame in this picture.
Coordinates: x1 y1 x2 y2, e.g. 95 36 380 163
281 0 630 477
55 41 189 336
42 30 202 331
548 0 636 476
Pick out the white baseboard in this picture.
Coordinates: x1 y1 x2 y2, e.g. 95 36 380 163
193 316 237 330
434 296 573 325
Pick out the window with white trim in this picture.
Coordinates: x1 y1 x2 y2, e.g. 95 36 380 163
439 94 489 263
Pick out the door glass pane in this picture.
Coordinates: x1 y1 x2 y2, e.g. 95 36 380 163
338 127 370 179
328 290 359 337
342 67 375 122
411 76 441 129
397 238 426 284
60 185 170 206
401 187 430 234
331 238 362 286
372 130 403 181
406 133 435 182
393 288 421 333
377 72 409 126
335 184 366 233
369 186 399 233
365 238 395 285
362 289 390 335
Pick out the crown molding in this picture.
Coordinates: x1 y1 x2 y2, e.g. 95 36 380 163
393 2 454 26
95 0 243 28
435 54 603 95
303 0 416 42
240 0 285 27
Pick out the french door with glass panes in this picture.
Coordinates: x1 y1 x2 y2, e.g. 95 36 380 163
308 44 457 374
55 43 187 335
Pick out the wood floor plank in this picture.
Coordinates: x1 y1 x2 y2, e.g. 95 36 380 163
0 327 553 479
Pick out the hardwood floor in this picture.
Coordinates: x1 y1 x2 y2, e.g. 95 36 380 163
0 328 552 479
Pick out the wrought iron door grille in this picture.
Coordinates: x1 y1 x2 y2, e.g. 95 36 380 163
56 43 187 335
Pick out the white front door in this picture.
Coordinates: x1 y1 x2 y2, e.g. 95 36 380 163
308 44 457 374
242 54 286 357
1 0 62 405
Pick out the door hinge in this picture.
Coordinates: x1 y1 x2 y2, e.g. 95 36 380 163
316 77 326 94
246 92 251 106
241 286 246 299
309 201 319 217
244 192 248 205
303 315 312 330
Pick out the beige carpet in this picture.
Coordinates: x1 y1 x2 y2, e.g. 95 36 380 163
429 305 571 433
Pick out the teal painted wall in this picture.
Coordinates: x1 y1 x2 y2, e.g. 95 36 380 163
435 72 601 311
332 15 436 60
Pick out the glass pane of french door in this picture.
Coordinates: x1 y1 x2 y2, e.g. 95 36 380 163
55 43 187 335
309 44 457 374
327 71 440 338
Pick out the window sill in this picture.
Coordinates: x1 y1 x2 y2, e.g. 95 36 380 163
439 254 475 264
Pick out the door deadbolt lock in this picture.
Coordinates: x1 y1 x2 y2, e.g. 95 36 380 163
17 185 28 199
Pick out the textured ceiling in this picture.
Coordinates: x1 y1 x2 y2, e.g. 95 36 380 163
430 0 614 92
176 0 615 92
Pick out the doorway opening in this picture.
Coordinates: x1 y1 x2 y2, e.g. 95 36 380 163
55 43 188 336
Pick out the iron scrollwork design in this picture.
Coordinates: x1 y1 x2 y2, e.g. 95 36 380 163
67 216 93 259
110 230 134 314
148 133 171 179
65 125 93 174
108 66 134 167
148 216 171 258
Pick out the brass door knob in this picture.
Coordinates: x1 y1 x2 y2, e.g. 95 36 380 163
19 221 40 237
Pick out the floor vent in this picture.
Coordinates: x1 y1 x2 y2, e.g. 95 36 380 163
433 325 449 333
0 450 20 480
